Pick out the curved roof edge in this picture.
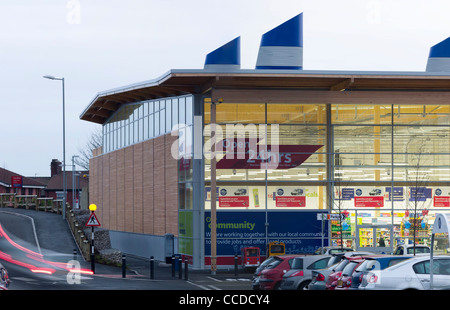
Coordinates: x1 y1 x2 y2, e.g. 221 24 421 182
80 68 450 125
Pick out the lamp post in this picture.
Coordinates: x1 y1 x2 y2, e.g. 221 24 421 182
72 155 79 209
43 75 66 219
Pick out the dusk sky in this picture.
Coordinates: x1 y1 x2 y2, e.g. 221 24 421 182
1 0 450 176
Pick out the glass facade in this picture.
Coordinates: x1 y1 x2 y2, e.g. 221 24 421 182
102 95 193 154
99 94 450 259
204 102 450 253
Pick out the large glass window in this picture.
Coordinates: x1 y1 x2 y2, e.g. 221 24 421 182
102 95 193 153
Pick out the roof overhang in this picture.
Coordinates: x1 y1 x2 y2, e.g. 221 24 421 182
80 69 450 125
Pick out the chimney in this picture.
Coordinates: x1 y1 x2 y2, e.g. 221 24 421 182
256 13 303 70
426 37 450 72
51 159 62 177
204 37 241 71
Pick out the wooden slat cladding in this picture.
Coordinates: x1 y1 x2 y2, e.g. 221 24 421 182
89 133 179 236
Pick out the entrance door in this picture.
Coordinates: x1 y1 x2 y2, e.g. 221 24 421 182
356 225 393 254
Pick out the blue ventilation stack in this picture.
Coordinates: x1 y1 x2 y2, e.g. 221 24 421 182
426 37 450 72
256 13 303 70
204 37 241 71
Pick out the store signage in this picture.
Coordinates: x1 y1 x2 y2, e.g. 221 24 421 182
216 138 322 170
218 186 249 207
408 187 432 201
275 187 305 207
354 187 384 208
385 187 404 201
433 188 450 207
11 176 22 188
204 210 329 260
317 213 345 221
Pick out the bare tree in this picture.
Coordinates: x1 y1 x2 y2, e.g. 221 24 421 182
76 127 102 170
405 139 431 255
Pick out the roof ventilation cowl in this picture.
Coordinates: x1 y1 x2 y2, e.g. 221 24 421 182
204 37 241 71
256 13 303 70
426 37 450 72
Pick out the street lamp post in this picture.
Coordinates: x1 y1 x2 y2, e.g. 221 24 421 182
43 75 66 219
72 155 79 209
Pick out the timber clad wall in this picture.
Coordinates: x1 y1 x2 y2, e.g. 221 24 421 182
89 133 179 236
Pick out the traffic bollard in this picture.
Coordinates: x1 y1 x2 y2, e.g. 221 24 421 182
150 256 154 279
234 254 238 276
171 255 175 277
73 249 77 261
122 254 126 278
178 256 182 279
184 257 188 281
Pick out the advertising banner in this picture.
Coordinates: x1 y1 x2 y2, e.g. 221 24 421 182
204 211 328 260
275 187 306 207
218 186 249 208
433 188 450 207
354 187 384 207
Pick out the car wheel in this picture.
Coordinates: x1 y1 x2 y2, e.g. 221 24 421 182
298 280 311 290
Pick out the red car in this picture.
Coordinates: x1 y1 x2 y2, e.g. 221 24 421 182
334 259 364 290
259 255 300 290
325 256 363 290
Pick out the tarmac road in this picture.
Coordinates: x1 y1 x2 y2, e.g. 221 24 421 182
0 208 252 291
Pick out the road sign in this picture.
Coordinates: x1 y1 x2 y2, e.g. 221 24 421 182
86 213 101 227
317 213 345 221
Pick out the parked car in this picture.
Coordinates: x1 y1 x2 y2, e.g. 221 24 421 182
280 255 331 290
252 256 277 290
326 256 366 290
258 255 301 290
348 255 412 290
360 255 450 290
309 263 339 290
393 244 430 255
313 247 354 255
335 258 365 290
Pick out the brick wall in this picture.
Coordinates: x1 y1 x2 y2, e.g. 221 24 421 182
89 133 179 236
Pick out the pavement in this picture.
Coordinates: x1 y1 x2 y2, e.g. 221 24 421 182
0 208 253 288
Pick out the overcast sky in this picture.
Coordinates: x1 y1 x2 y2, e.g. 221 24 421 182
1 0 450 176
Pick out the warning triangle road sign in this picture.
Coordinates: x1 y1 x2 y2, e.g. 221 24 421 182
86 213 101 227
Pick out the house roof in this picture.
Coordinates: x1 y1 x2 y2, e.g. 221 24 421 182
45 171 89 191
0 167 46 188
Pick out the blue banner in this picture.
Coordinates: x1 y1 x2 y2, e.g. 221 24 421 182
204 211 329 256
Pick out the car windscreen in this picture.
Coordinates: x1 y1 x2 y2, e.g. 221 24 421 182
355 259 371 272
265 257 283 269
333 259 350 271
341 261 358 276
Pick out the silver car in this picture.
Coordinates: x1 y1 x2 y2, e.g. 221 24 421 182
280 255 331 290
360 255 450 290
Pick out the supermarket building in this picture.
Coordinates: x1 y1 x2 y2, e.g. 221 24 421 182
80 14 450 269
